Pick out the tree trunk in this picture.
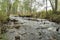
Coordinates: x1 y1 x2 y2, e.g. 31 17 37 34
49 0 58 13
55 0 58 12
49 0 55 11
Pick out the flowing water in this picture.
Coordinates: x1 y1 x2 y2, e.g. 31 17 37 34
6 17 60 40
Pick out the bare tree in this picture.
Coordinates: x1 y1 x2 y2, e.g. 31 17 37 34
49 0 58 13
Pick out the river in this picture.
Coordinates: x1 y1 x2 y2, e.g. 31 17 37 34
6 17 60 40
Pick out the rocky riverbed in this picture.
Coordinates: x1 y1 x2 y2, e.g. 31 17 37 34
6 17 60 40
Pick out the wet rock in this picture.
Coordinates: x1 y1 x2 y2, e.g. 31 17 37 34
14 24 21 29
15 36 20 40
56 27 59 32
38 32 42 36
8 29 15 33
48 27 56 31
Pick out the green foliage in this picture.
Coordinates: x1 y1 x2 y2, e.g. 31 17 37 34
19 12 32 17
0 11 8 23
39 10 60 23
39 11 47 19
12 0 19 14
0 33 8 40
51 13 60 23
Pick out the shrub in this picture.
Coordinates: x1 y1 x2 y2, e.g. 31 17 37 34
39 11 47 19
52 14 60 23
0 11 8 35
0 11 8 23
38 10 60 23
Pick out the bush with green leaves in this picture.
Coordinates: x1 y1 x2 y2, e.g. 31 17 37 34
51 14 60 23
39 10 60 23
0 11 8 23
39 11 47 19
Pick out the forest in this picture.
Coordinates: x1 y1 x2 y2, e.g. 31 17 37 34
0 0 60 40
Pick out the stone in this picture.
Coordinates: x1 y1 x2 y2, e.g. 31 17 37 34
14 24 21 29
56 27 59 32
15 36 20 40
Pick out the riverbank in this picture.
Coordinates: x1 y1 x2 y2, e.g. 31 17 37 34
12 10 60 24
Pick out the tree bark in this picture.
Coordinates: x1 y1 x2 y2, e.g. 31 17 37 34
55 0 58 12
49 0 58 13
49 0 55 11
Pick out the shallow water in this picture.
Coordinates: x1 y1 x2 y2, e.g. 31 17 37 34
6 17 60 40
